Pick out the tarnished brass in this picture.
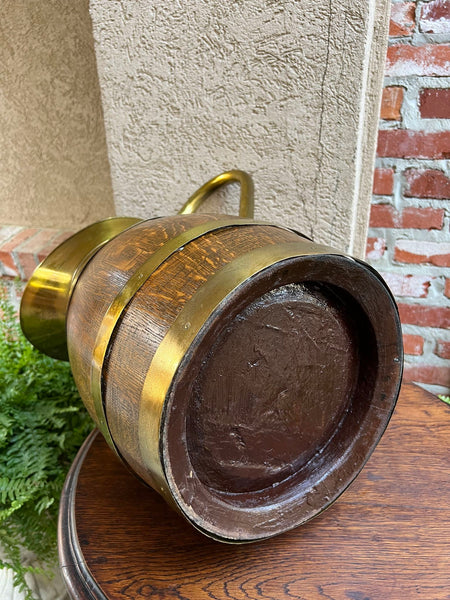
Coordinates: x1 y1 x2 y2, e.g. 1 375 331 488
20 217 141 360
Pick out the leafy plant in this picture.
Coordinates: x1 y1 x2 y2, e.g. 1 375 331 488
0 285 93 599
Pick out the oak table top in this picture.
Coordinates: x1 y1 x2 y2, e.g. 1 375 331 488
58 383 450 600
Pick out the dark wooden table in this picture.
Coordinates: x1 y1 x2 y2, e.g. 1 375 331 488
58 383 450 600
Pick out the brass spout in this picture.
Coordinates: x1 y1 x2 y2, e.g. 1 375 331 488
20 217 141 360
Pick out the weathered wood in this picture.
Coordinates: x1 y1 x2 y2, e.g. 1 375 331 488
59 383 450 600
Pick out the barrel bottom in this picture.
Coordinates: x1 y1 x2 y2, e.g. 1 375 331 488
162 254 402 542
187 281 361 494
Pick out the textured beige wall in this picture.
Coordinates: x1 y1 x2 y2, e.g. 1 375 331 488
0 0 115 229
89 1 389 256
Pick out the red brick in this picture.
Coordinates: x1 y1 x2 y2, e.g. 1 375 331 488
403 364 450 387
380 87 404 120
380 272 431 298
0 228 38 279
0 228 74 279
373 168 394 195
369 205 399 228
17 229 58 255
0 226 22 246
390 2 416 36
394 240 450 266
420 0 450 34
370 206 444 229
386 44 450 77
0 253 19 277
401 207 445 230
398 303 450 328
403 334 424 355
420 89 450 119
366 237 386 260
9 229 59 281
377 130 450 159
0 228 38 253
445 278 450 298
436 340 450 359
404 168 450 199
37 230 75 261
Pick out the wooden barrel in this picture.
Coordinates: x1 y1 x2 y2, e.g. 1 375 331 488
62 212 403 543
20 172 403 543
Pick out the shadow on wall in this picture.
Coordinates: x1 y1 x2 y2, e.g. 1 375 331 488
0 0 115 229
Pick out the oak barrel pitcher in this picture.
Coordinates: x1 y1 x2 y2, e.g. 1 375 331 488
20 170 403 543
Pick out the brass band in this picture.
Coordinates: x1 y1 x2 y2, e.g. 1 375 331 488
91 217 275 449
138 239 342 502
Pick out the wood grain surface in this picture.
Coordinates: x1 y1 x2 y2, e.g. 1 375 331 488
59 383 450 600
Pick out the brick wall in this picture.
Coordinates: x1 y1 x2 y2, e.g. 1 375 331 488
366 0 450 394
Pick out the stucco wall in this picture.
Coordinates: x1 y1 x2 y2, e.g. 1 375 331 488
0 0 115 229
89 0 390 256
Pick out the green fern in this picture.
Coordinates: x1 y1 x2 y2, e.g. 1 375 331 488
0 284 93 599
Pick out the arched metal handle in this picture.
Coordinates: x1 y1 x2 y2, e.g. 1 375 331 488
178 170 254 218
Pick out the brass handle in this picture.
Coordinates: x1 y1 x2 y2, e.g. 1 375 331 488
178 170 254 218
